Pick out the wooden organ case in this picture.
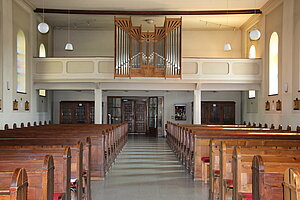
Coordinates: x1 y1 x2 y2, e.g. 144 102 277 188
114 17 182 78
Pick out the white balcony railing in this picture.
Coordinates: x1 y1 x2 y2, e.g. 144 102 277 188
33 57 262 84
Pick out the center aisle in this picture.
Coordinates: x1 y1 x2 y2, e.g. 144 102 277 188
92 135 208 200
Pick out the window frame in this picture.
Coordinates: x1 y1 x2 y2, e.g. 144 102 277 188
249 45 256 59
39 43 46 58
268 32 279 96
16 30 26 94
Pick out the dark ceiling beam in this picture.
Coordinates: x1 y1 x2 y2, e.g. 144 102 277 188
34 8 262 15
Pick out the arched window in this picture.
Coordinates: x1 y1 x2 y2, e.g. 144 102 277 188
269 32 279 95
39 43 46 58
249 45 256 59
17 30 26 93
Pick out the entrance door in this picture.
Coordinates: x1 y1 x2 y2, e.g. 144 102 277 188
122 101 134 132
122 100 147 133
134 101 147 133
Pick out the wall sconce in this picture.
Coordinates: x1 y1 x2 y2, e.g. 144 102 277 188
284 83 288 93
7 81 10 90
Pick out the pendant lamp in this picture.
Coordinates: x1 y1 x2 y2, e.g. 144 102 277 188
37 0 49 34
249 0 261 41
65 10 74 51
224 0 232 51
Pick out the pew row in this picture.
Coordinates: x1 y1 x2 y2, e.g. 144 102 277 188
210 139 300 200
0 122 128 180
233 147 300 200
0 138 90 200
166 122 300 181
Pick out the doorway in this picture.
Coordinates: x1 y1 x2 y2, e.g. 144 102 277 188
122 100 147 133
60 101 95 124
107 96 163 136
201 101 235 124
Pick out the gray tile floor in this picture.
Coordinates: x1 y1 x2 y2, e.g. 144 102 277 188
92 136 209 200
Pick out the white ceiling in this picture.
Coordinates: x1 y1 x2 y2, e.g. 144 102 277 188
30 0 269 31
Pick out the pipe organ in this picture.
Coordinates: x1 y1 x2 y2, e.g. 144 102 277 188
114 17 182 78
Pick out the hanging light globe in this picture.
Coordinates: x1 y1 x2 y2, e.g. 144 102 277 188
38 22 49 34
224 43 232 51
64 43 74 51
249 29 261 41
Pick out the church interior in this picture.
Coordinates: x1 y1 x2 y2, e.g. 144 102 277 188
0 0 300 199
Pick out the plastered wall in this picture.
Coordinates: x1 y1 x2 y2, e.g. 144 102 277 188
53 29 242 58
0 0 52 129
242 0 300 130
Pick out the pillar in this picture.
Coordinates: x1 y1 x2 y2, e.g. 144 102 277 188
94 88 103 124
193 89 201 124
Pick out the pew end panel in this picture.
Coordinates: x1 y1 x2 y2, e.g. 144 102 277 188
284 168 300 200
0 168 28 200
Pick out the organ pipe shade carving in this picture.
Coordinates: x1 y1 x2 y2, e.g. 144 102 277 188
114 17 182 78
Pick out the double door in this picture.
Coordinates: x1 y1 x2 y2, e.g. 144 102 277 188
122 100 147 133
201 101 235 125
60 101 95 124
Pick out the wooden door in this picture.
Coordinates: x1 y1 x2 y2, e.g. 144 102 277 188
148 97 158 136
201 101 235 125
60 101 94 124
134 101 147 133
122 101 135 132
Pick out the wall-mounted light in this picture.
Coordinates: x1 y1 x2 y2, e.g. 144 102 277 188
284 83 288 93
6 81 10 90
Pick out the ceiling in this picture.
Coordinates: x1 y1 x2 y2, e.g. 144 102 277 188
29 0 269 31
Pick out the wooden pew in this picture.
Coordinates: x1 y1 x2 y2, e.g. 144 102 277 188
167 122 300 180
283 168 300 200
0 140 86 200
233 147 300 200
0 155 54 200
252 155 300 200
0 123 128 181
210 139 300 200
0 168 28 200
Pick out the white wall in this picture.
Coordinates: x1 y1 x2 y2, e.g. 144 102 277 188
242 0 300 131
182 30 242 58
53 29 242 58
0 0 52 129
53 30 114 57
202 91 242 124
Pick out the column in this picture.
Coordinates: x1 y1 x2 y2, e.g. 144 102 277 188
193 89 201 124
94 88 103 124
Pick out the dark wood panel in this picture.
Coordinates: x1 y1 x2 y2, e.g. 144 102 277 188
201 101 235 125
60 101 94 124
135 101 147 133
122 101 135 132
34 8 262 15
